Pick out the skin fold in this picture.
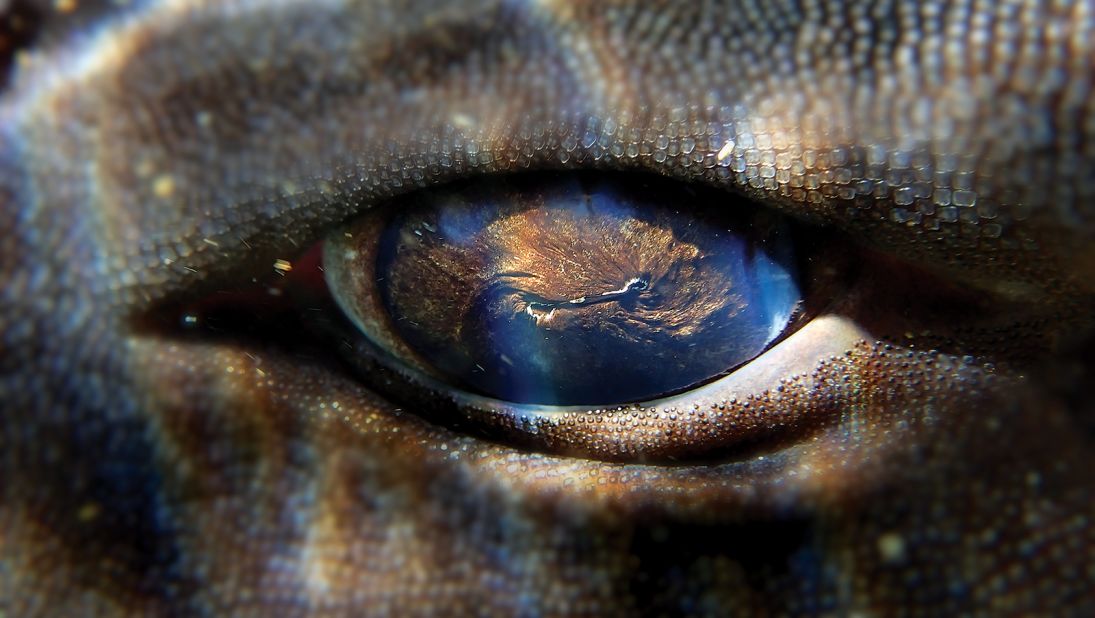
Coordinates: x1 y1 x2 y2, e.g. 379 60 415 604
0 0 1092 614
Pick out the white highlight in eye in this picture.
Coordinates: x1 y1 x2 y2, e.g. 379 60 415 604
526 305 557 324
602 277 645 296
767 308 791 342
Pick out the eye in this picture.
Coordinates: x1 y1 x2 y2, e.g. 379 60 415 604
188 169 864 464
160 166 866 463
324 173 802 406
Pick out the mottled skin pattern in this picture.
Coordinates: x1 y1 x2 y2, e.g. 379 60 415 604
1 0 1093 615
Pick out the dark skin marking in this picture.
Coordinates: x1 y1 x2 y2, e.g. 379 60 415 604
0 0 1092 615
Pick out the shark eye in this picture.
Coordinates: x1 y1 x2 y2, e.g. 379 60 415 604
324 173 807 407
167 171 850 462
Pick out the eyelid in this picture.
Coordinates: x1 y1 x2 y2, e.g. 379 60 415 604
8 0 1085 314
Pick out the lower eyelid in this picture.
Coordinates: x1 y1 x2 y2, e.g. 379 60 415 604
409 313 872 463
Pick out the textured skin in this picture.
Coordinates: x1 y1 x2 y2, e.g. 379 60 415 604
1 0 1093 615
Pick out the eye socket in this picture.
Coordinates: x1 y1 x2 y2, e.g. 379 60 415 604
160 171 856 463
324 173 803 406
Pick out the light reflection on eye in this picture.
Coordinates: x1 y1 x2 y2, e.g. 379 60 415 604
324 173 805 406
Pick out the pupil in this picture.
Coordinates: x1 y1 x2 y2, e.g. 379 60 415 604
365 174 801 406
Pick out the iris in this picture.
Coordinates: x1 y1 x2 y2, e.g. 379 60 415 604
325 174 801 406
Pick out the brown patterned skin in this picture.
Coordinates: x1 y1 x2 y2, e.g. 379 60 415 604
1 0 1093 615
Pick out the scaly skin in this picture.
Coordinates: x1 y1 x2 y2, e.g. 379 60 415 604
1 0 1093 614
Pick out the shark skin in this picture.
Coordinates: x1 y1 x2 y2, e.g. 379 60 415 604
1 1 1093 615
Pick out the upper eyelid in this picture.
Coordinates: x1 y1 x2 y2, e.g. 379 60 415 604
6 1 1076 308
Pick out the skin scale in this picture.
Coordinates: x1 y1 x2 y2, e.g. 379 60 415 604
0 0 1093 614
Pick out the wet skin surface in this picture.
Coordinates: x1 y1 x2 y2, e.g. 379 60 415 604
0 0 1093 615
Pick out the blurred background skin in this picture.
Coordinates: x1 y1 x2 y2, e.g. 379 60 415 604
0 0 1092 615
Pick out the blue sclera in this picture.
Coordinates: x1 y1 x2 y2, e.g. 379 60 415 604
337 175 801 406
